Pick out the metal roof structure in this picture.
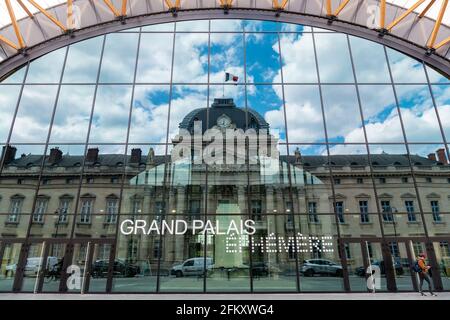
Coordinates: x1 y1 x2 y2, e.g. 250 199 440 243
0 0 449 78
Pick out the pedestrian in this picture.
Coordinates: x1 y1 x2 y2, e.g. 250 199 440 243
413 253 437 296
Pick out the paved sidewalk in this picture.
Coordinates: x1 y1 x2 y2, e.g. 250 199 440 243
0 292 449 300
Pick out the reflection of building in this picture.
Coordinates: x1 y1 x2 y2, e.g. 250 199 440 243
1 98 449 292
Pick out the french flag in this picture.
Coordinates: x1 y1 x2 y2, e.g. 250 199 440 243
225 72 239 82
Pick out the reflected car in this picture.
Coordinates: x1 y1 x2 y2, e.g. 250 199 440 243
7 257 59 277
299 259 343 277
355 260 404 277
92 259 140 278
170 257 213 277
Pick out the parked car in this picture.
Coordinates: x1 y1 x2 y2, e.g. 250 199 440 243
6 257 59 277
299 259 343 277
355 260 404 277
92 259 140 278
170 257 213 277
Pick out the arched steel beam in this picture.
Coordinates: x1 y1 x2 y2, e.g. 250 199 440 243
0 8 449 81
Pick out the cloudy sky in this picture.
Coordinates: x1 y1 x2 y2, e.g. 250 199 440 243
0 17 449 159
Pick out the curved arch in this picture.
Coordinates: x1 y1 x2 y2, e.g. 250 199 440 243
0 8 449 80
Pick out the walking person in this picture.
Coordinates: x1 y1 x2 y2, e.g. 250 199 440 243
413 253 437 296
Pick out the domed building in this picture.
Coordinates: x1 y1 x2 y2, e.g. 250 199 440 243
0 0 449 295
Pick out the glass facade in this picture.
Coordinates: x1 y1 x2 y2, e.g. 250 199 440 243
0 19 449 294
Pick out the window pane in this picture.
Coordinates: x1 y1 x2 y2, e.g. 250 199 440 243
387 48 427 83
210 33 244 84
284 85 325 143
432 85 450 142
99 33 139 83
0 85 21 143
322 85 364 143
26 48 66 83
358 85 404 143
396 85 443 143
210 19 244 32
49 85 95 143
63 36 103 83
173 33 209 83
176 20 209 32
136 33 174 83
280 33 317 83
1 67 26 84
89 85 132 144
349 36 390 83
142 23 174 32
10 85 58 143
315 34 353 83
246 33 280 83
128 86 170 144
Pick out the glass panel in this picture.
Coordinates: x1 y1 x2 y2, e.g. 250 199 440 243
63 36 103 83
66 243 89 293
247 85 285 142
26 48 66 83
358 85 404 143
297 216 344 292
322 85 364 143
280 23 311 32
391 242 414 291
173 33 209 83
431 85 450 142
89 243 111 293
1 67 26 84
251 220 298 292
21 242 45 292
99 33 139 83
349 36 390 83
210 33 244 84
206 217 250 292
245 20 280 32
347 241 389 292
279 33 318 83
283 85 324 143
75 145 125 238
314 33 353 83
426 66 449 84
49 85 95 143
387 48 427 83
112 224 157 292
136 33 174 83
176 20 209 32
0 243 22 292
128 86 170 144
210 19 244 32
41 243 66 292
396 85 443 143
142 23 174 32
246 33 280 83
88 85 132 144
10 85 58 143
0 85 21 143
432 240 450 290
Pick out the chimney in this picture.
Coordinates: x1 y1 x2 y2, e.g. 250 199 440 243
427 153 437 161
1 145 17 164
49 147 63 164
130 148 142 163
86 148 99 163
436 148 448 164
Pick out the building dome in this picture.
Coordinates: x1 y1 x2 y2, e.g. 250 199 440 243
179 98 269 133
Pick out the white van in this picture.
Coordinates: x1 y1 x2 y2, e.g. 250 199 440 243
23 256 59 276
170 257 213 277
